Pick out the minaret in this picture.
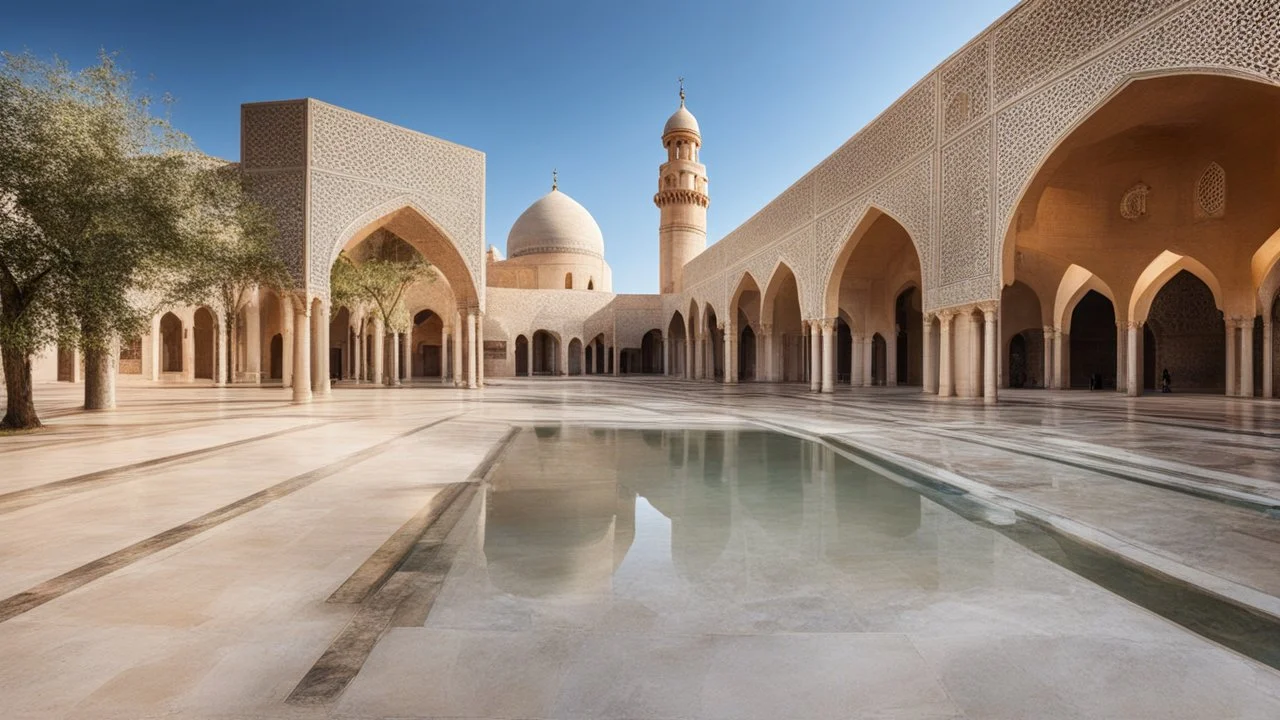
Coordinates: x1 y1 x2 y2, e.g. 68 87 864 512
655 79 709 295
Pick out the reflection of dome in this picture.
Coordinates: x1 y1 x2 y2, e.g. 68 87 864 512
506 189 604 259
664 104 700 137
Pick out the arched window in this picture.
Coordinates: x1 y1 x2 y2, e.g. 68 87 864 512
565 272 573 289
587 278 595 290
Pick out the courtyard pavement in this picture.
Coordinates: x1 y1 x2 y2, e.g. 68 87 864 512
0 379 1278 719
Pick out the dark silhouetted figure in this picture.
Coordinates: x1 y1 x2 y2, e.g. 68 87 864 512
1161 368 1172 393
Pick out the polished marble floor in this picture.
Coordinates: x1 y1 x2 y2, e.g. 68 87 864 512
1 379 1278 719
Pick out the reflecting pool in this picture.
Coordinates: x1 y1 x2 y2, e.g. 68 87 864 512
339 427 1280 719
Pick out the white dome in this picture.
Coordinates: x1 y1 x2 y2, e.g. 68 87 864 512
506 189 604 259
663 103 700 138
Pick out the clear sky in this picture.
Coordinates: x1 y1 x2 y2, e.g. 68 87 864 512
3 0 1018 294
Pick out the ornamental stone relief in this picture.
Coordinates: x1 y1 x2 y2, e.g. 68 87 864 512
942 40 990 139
1120 183 1151 220
1195 162 1225 218
939 121 992 289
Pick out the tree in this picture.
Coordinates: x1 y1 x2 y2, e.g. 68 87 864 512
0 51 201 426
177 161 290 385
330 234 434 385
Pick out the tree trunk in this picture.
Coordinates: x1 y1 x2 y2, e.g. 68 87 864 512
83 343 117 410
0 341 41 429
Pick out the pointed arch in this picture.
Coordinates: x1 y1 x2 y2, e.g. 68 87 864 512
999 69 1280 285
1054 265 1117 333
330 197 479 308
1130 251 1225 324
823 205 922 319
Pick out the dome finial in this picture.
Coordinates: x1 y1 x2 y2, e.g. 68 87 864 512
678 76 685 106
552 167 558 191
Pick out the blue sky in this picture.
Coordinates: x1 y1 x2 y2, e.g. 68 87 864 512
3 0 1017 293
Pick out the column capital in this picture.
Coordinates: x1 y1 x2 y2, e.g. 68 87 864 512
1124 320 1144 330
923 312 936 323
937 310 955 326
759 322 772 333
819 318 835 331
976 301 998 316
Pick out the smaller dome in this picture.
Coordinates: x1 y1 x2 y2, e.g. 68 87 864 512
664 103 700 138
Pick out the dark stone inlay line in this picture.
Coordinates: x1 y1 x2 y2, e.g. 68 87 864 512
0 420 340 516
327 426 518 605
288 426 520 706
0 414 464 625
287 483 479 706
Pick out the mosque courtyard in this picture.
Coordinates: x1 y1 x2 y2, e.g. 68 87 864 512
0 380 1278 719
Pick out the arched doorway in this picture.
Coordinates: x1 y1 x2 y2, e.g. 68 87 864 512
762 264 804 383
411 309 444 378
705 307 723 380
871 333 887 386
894 287 922 386
269 334 283 379
193 307 215 380
824 209 923 391
1068 290 1116 389
515 335 529 376
738 325 756 381
667 312 687 377
532 331 558 375
568 338 583 375
640 330 663 374
1008 334 1028 388
1146 270 1226 393
160 312 183 373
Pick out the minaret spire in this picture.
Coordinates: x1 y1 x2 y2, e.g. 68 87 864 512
678 76 685 106
552 168 558 191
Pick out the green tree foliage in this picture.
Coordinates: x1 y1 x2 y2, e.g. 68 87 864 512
0 51 285 427
330 234 434 334
177 161 291 382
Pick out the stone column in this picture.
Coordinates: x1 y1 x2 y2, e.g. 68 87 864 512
315 300 331 397
440 326 450 384
982 304 998 405
181 313 195 382
372 316 385 386
452 312 463 387
695 332 705 380
353 318 363 384
613 340 620 377
245 287 261 383
1226 320 1238 397
863 334 873 387
1042 326 1054 390
1055 329 1069 390
887 325 898 387
215 314 228 386
761 323 774 382
478 321 485 387
808 321 820 392
389 331 401 387
149 315 161 382
1240 318 1254 398
527 333 534 377
939 312 954 398
922 315 936 394
467 311 478 389
402 331 412 382
282 303 294 388
1264 319 1274 399
1115 322 1126 393
851 333 863 388
292 297 311 404
821 319 835 393
1126 321 1141 397
724 324 735 384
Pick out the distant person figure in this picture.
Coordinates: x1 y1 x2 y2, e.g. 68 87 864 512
1089 373 1098 390
1161 368 1172 393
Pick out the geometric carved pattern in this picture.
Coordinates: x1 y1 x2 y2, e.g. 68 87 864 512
681 0 1280 317
943 40 990 139
1195 162 1225 218
990 0 1180 106
306 101 485 302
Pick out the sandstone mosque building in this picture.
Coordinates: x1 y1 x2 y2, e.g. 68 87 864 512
30 0 1280 404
